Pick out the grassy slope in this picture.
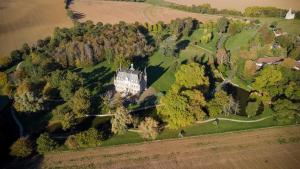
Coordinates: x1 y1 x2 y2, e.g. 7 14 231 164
225 29 258 53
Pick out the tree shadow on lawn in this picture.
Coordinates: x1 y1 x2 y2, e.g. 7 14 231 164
177 39 190 51
147 62 168 87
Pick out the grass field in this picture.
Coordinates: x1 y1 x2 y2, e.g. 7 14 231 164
164 0 300 11
70 0 219 24
15 125 300 169
225 29 258 53
0 0 72 56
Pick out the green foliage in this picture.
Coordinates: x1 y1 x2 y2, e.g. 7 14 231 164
216 17 229 33
285 81 300 101
158 88 194 129
36 133 58 154
207 90 231 117
169 18 198 37
272 99 299 124
160 36 178 57
10 137 32 158
246 101 260 118
14 92 45 113
13 82 45 113
245 6 287 18
69 87 92 117
111 106 133 134
175 62 209 89
59 71 83 101
158 62 209 129
65 128 102 149
138 117 159 140
252 65 283 103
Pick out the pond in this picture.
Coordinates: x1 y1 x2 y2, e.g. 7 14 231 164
223 83 250 116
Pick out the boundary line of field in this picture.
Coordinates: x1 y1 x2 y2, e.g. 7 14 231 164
46 124 300 155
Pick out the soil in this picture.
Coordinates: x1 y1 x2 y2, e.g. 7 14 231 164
18 125 300 169
165 0 300 11
0 0 72 56
70 0 220 24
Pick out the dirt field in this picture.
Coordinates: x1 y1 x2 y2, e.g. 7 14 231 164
165 0 300 11
19 125 300 169
0 0 72 56
70 0 219 24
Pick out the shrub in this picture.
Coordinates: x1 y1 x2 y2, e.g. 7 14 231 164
36 133 58 154
246 101 260 118
138 117 159 140
65 128 102 149
10 137 32 158
0 56 12 69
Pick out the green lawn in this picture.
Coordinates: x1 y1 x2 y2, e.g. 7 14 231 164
99 116 298 148
101 131 144 147
225 29 258 53
259 18 300 35
189 28 219 53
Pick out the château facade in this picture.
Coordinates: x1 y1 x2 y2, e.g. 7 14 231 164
114 64 147 96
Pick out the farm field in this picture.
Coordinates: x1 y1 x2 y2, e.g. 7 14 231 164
70 0 219 24
0 0 72 56
165 0 300 11
18 125 300 169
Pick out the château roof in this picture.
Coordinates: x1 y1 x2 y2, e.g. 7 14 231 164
116 64 145 83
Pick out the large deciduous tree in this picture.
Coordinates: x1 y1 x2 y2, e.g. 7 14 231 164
111 106 133 134
158 62 209 129
69 87 92 117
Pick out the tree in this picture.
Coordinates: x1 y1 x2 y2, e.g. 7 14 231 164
246 101 260 118
65 128 102 149
157 87 194 129
10 137 32 158
14 91 45 113
62 112 76 130
175 62 209 89
69 87 91 117
138 117 159 140
285 81 300 101
182 89 207 120
207 90 231 117
0 72 8 87
216 17 229 33
272 99 299 124
36 133 58 154
59 71 83 101
252 65 283 103
160 36 178 57
111 106 133 134
281 58 296 69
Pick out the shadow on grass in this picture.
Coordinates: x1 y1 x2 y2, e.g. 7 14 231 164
147 62 168 87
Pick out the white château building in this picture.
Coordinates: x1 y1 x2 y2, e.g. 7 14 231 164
114 64 147 96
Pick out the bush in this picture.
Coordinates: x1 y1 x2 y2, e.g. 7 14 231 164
138 117 159 140
10 137 32 158
36 133 58 154
0 56 12 69
65 128 102 149
246 101 260 118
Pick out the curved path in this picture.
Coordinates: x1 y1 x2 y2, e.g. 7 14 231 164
196 116 272 124
11 108 24 137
